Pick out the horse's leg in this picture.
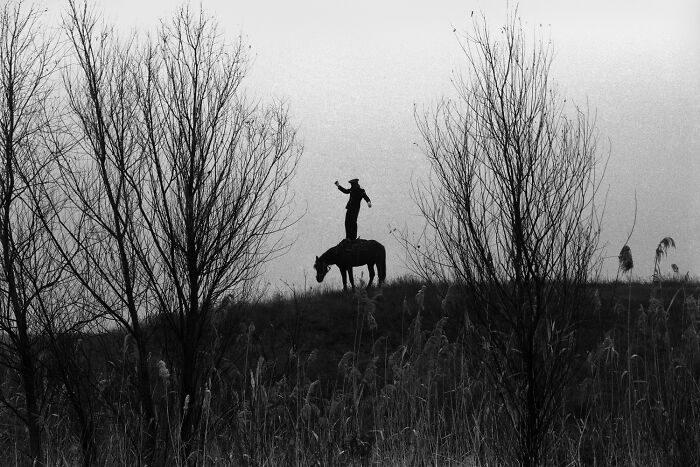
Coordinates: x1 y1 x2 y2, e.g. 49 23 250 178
348 268 355 290
377 261 386 286
367 263 375 287
340 268 348 292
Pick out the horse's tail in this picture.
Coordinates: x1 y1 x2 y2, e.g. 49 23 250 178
377 243 387 284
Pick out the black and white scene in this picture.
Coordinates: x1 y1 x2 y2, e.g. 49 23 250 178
0 0 699 465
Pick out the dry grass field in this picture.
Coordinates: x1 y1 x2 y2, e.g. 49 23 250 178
3 275 698 465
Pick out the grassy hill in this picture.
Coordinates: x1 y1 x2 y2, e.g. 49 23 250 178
229 276 696 382
4 276 700 465
161 276 695 465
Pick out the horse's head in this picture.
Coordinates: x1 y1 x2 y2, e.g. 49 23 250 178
314 255 331 283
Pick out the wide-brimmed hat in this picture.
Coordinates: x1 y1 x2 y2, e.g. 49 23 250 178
348 178 359 184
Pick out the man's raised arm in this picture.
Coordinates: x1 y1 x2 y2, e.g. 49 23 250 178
335 180 350 194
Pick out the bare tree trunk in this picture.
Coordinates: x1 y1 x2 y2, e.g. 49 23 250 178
180 325 198 452
17 340 43 465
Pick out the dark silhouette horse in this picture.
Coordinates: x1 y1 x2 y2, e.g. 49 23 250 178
314 239 386 291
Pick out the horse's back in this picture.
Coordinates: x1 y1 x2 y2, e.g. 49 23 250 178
337 239 385 266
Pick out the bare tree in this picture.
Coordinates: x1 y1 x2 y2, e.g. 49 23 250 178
36 0 160 459
133 6 301 455
412 13 603 466
0 2 60 464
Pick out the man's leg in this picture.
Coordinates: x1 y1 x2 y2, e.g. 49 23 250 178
348 209 359 240
345 210 353 239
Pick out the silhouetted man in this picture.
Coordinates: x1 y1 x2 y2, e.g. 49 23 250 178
335 178 371 240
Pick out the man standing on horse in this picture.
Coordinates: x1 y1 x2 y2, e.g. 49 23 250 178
335 178 371 240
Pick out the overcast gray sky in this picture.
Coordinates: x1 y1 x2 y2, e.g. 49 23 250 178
44 0 700 290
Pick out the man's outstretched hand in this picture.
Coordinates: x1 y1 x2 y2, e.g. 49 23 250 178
334 180 339 186
368 202 372 208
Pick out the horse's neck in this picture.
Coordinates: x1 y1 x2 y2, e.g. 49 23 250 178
321 247 337 265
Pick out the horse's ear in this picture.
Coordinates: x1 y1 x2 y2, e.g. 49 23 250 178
315 255 318 260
